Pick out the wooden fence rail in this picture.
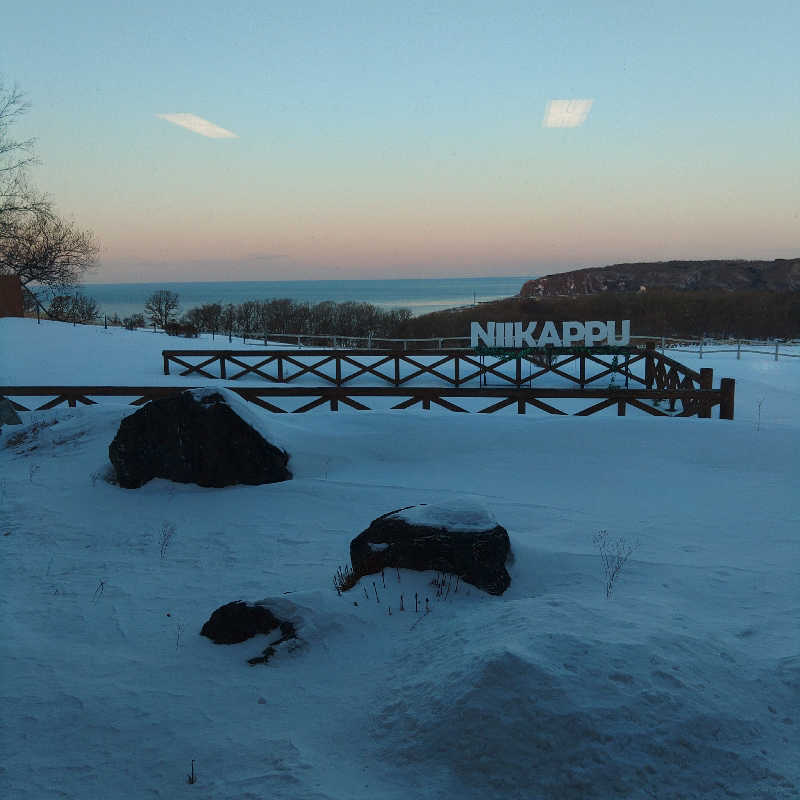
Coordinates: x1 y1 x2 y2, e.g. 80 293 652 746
1 383 735 419
203 331 799 357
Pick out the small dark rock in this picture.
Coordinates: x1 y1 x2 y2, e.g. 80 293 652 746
0 396 22 427
350 500 511 595
108 388 291 489
201 601 297 666
201 601 288 644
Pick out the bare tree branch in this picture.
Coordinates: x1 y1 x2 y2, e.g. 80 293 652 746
0 78 100 301
0 206 99 292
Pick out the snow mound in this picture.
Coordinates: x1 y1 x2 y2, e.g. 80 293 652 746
372 613 798 800
393 498 497 532
2 405 128 456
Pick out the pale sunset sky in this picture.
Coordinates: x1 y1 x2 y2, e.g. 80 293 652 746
3 0 798 282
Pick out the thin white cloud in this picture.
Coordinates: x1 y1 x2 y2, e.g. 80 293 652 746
542 99 594 128
156 113 238 139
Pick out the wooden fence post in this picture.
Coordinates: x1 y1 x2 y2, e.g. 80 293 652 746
617 398 626 416
644 342 652 392
699 367 713 418
720 378 735 420
163 353 170 375
219 356 226 380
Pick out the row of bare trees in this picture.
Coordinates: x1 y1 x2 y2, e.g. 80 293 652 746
0 79 99 311
179 298 413 340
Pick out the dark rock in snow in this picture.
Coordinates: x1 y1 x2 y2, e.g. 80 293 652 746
0 396 22 427
350 499 511 595
201 600 291 643
108 389 291 489
201 601 297 665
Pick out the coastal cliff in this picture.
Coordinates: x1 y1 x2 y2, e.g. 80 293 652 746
520 258 800 297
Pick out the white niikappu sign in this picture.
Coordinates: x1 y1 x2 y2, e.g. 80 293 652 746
470 320 631 348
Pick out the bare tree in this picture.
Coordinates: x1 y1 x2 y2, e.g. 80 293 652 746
47 293 100 324
0 80 44 235
220 302 236 337
182 302 222 333
144 289 180 328
0 79 100 311
1 208 99 308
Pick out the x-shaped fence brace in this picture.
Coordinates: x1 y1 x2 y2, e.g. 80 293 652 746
161 345 701 391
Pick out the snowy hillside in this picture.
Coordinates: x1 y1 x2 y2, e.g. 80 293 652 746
0 319 798 799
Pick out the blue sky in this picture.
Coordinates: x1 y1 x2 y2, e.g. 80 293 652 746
3 0 798 282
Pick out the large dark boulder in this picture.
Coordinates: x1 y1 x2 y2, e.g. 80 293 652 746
350 500 511 595
108 389 291 489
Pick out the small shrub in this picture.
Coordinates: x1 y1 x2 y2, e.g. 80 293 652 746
333 564 360 594
5 417 59 450
122 313 145 331
90 464 117 486
431 571 459 599
159 521 176 559
593 529 636 598
47 294 100 324
164 321 198 338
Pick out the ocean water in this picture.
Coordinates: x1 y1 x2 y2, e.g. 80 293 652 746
81 276 529 319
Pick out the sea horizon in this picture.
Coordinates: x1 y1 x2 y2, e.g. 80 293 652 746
81 275 530 319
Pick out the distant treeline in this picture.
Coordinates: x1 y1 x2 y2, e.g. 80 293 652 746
177 298 414 339
89 287 800 341
402 289 800 340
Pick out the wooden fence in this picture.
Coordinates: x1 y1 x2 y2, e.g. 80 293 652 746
163 343 714 394
189 330 799 360
1 382 734 418
1 344 735 419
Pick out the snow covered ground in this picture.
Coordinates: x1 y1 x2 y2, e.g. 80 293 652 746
1 318 798 799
